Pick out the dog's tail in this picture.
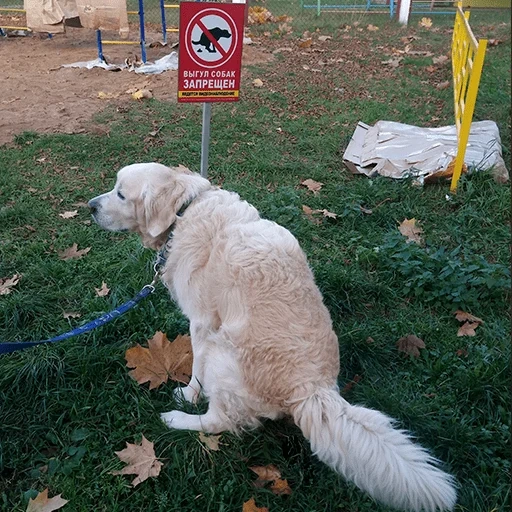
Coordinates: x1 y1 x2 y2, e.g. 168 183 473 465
291 388 456 511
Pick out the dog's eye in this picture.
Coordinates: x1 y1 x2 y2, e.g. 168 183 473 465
117 191 126 200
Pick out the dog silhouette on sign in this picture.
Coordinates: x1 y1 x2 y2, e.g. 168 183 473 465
192 27 231 53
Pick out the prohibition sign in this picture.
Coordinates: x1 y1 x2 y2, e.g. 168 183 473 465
185 8 239 69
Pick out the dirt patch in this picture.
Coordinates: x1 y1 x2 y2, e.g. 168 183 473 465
0 26 273 146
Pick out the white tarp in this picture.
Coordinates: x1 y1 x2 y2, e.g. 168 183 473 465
343 120 509 184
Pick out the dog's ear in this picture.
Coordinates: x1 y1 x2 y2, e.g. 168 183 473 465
144 181 186 239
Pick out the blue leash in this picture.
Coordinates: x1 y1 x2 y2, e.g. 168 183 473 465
0 284 156 355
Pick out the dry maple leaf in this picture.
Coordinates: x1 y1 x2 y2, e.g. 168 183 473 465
250 464 282 485
419 17 433 28
59 210 78 219
454 310 484 324
242 498 269 512
58 243 91 261
398 218 423 244
111 435 163 487
125 332 193 389
26 489 68 512
95 281 110 297
457 322 479 337
198 432 221 451
301 179 323 194
270 478 292 495
0 274 21 295
396 335 426 358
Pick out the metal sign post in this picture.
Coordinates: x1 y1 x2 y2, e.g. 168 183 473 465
178 2 245 178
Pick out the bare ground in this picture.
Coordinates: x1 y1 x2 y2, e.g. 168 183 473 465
0 25 273 146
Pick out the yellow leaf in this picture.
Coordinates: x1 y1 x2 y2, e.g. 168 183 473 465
132 89 153 100
242 498 269 512
253 79 264 88
367 24 379 31
419 17 433 28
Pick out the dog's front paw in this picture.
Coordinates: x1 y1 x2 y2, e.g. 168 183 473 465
160 410 191 429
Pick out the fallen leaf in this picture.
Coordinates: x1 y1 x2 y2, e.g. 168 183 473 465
396 335 426 358
26 489 68 512
381 57 403 68
198 432 221 451
95 281 110 297
359 205 373 215
298 38 312 48
341 374 362 394
454 310 484 324
111 435 163 487
398 218 423 244
318 35 331 42
125 332 193 389
272 47 293 54
253 78 264 87
132 89 153 100
433 55 449 65
436 80 450 90
242 498 269 512
426 65 436 73
58 243 91 260
419 17 433 28
248 6 275 25
59 210 78 219
367 24 379 31
270 478 292 495
457 322 479 337
301 179 323 194
456 348 468 357
275 14 293 23
302 205 321 225
97 91 119 99
0 274 21 295
250 464 282 486
488 38 500 46
63 312 81 319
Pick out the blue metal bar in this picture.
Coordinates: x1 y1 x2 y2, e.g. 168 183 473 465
160 0 167 44
138 0 147 63
390 0 395 17
96 29 105 62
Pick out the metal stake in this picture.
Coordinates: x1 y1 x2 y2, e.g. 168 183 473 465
200 102 211 178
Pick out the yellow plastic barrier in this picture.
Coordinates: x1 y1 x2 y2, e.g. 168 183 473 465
450 1 487 191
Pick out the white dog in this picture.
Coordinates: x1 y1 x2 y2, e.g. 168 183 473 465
88 163 456 511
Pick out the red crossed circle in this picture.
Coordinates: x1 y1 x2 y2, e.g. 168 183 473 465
185 8 238 69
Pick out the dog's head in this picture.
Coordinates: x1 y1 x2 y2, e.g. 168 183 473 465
88 163 209 249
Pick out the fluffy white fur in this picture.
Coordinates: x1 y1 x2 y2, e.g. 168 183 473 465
89 163 457 512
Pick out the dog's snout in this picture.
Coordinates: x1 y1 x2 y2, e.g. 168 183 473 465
88 198 99 214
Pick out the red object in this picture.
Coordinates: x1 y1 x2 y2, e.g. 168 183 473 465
178 2 245 103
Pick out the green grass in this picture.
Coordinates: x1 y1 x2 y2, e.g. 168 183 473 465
1 9 510 512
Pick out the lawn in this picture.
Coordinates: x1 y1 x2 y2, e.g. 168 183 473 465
0 6 510 512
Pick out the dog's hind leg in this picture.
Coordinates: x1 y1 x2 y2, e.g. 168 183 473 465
161 399 232 434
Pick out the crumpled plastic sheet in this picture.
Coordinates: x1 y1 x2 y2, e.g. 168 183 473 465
343 120 509 184
61 52 178 74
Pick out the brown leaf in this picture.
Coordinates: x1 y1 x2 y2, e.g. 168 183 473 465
302 205 321 225
111 435 163 487
63 311 81 319
198 432 221 451
125 332 193 389
398 218 423 244
242 498 269 512
457 322 479 337
59 210 78 219
58 243 91 260
367 24 379 31
26 489 68 512
456 348 468 357
298 38 313 48
0 274 21 295
301 179 323 194
396 335 426 357
95 281 110 297
433 55 449 65
250 464 282 486
436 80 450 90
270 478 292 495
454 310 484 324
426 65 436 73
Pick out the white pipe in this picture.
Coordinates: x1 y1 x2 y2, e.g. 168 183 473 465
399 0 411 25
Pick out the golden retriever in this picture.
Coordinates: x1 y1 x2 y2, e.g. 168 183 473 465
88 162 456 511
